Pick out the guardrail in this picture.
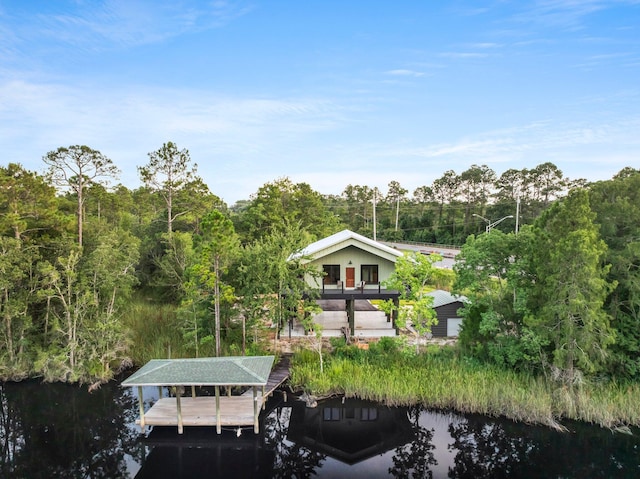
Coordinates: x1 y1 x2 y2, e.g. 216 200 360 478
380 240 462 250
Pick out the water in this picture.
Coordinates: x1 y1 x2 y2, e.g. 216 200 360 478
1 379 638 478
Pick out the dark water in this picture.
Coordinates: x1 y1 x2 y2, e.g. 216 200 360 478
0 379 638 478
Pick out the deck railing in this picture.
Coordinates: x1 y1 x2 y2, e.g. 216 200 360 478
321 281 382 294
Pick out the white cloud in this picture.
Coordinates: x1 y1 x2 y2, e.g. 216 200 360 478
385 69 425 77
5 0 253 53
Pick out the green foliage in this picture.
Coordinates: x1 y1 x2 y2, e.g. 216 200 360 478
121 299 188 365
589 169 640 380
0 163 59 241
43 145 120 247
527 189 615 382
383 252 439 341
236 177 342 242
34 226 140 383
179 210 240 357
138 141 200 235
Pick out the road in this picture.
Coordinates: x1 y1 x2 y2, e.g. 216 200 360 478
380 241 460 269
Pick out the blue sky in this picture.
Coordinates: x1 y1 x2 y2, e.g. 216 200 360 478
1 1 639 205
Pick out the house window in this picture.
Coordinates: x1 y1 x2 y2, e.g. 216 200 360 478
323 407 341 421
361 265 379 284
323 264 340 285
360 408 378 421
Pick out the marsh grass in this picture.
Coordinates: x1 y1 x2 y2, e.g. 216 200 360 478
121 299 189 365
290 340 640 430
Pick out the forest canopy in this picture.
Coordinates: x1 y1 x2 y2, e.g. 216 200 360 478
0 144 638 385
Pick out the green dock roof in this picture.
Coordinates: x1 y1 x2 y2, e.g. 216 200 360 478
121 356 275 387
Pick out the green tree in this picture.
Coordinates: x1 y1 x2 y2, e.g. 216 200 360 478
0 163 59 241
459 164 496 233
182 211 239 357
382 252 440 350
0 237 42 378
238 177 341 242
527 189 615 383
138 141 198 236
37 227 139 382
234 221 321 347
528 162 566 206
43 145 120 247
431 170 461 242
454 228 542 370
589 168 640 379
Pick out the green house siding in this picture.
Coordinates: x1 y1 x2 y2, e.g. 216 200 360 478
305 245 396 288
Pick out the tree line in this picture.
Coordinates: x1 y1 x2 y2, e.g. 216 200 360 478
454 168 640 383
328 161 582 245
0 141 637 385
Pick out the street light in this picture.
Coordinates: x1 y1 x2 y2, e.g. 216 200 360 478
472 213 514 233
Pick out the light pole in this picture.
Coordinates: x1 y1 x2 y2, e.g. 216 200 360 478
472 213 514 233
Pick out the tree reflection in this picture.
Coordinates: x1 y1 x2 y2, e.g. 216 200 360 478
448 414 640 478
448 416 537 478
389 405 437 479
0 380 139 478
263 403 326 479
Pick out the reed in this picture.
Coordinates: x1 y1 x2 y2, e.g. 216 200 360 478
121 299 189 365
290 342 640 430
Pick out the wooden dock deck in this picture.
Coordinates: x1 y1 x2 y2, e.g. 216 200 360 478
136 396 256 428
243 354 291 401
124 355 292 436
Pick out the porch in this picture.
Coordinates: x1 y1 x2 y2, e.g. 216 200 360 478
287 299 398 339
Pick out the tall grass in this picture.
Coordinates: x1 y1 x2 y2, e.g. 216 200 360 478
121 299 190 365
290 340 640 430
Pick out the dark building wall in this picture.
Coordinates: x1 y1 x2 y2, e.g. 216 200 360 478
431 301 464 337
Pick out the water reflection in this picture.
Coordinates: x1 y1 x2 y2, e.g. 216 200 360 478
0 380 139 478
448 414 640 478
1 381 639 478
135 428 275 478
287 397 414 465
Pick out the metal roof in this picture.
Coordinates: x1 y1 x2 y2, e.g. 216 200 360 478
427 290 468 308
292 229 403 261
121 356 275 387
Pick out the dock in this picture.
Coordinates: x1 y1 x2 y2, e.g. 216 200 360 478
242 354 291 402
121 356 281 435
137 396 256 428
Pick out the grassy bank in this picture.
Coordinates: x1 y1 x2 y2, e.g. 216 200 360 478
289 339 640 430
121 299 190 366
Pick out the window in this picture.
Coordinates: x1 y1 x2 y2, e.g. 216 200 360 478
360 265 379 284
323 407 341 421
323 264 340 285
360 408 378 421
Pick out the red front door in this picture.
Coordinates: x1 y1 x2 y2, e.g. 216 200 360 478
346 267 355 288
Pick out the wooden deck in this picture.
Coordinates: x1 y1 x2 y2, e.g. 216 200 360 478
137 396 256 427
132 355 292 436
264 354 291 397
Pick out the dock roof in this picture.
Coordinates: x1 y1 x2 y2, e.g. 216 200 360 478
121 356 275 387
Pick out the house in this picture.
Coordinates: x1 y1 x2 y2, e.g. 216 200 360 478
289 230 402 337
427 290 467 337
295 229 403 291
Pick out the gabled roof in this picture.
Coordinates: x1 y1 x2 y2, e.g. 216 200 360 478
293 229 403 263
427 289 468 308
121 356 275 387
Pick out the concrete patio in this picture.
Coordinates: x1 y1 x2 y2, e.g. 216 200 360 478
286 300 396 338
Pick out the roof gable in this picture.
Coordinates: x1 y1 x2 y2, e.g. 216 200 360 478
295 230 403 263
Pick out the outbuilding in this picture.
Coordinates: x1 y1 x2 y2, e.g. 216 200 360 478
427 290 467 337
